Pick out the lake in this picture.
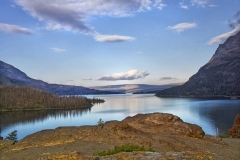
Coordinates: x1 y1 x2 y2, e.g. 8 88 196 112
1 94 240 140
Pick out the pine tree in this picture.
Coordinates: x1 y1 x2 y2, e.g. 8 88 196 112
5 130 18 141
98 118 105 129
0 127 3 140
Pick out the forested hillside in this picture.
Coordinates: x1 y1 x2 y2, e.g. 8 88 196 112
0 86 98 111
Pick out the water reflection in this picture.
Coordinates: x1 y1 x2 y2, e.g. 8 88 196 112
191 100 240 135
0 108 90 133
1 94 240 140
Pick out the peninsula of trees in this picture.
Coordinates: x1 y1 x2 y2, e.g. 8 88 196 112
0 86 104 111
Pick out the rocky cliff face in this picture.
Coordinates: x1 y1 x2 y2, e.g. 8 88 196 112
156 31 240 98
0 60 118 95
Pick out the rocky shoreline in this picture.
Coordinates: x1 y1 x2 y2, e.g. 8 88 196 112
1 113 239 160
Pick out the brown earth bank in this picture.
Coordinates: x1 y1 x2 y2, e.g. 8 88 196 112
1 113 240 160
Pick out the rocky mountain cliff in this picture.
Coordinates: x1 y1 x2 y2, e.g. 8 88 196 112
0 60 119 95
156 31 240 98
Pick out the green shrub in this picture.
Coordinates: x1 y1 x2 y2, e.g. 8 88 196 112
94 143 155 156
5 130 18 141
219 134 232 138
97 118 105 129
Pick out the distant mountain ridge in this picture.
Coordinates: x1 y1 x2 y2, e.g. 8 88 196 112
156 31 240 98
90 84 180 94
0 60 120 95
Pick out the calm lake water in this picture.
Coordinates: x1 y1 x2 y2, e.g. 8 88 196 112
1 94 240 140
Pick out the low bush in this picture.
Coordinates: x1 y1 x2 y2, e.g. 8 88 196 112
94 143 155 156
219 134 232 138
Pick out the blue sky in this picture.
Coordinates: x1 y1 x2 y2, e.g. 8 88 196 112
0 0 239 87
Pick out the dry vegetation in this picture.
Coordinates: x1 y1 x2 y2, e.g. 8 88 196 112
228 113 240 138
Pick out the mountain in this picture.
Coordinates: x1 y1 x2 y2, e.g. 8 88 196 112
156 31 240 98
90 84 180 94
0 60 120 95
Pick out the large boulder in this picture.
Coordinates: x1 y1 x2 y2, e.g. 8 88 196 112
123 113 205 139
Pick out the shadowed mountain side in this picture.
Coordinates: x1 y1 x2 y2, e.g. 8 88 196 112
0 60 122 95
156 31 240 98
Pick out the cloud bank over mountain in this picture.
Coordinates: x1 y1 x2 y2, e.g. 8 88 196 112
208 10 240 45
97 69 149 81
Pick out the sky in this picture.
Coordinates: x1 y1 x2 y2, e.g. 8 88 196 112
0 0 240 87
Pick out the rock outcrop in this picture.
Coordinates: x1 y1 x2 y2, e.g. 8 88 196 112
156 31 240 98
2 113 239 160
123 113 205 138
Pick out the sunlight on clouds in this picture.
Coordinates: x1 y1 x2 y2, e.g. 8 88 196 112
51 47 66 53
167 23 197 33
94 34 135 42
0 23 32 35
97 69 149 81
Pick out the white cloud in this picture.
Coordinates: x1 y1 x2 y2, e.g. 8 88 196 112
13 0 168 41
208 4 217 7
83 78 92 81
191 0 210 6
179 2 188 9
51 47 66 53
13 0 157 33
167 22 197 33
159 77 177 81
94 34 135 42
157 3 167 10
0 23 33 35
154 0 167 10
97 69 149 81
207 25 240 45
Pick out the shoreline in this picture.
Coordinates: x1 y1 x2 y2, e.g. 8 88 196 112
155 95 240 99
0 105 93 112
1 113 239 160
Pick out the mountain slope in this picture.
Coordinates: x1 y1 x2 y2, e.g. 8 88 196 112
156 31 240 98
0 60 120 95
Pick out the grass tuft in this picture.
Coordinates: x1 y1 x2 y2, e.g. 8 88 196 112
219 134 232 138
94 143 155 156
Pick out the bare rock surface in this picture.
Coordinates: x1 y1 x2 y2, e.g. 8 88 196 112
1 113 239 160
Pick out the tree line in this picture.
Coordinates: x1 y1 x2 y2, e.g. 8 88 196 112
0 86 104 111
